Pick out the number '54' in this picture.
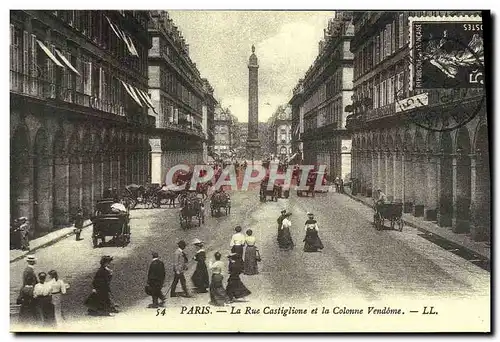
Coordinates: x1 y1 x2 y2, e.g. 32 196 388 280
156 308 166 316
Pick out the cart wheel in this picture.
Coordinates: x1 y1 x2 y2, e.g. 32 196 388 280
398 218 404 232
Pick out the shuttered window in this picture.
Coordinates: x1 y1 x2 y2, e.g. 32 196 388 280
398 14 404 48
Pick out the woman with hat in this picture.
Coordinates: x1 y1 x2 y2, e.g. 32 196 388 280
209 266 230 306
279 212 295 251
229 226 245 258
85 255 118 316
226 253 251 302
277 210 287 245
191 238 209 293
303 213 324 252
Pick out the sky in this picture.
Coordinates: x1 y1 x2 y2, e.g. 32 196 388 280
168 11 334 122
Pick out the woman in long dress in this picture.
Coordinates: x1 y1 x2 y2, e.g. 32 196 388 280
85 255 117 316
47 270 68 326
279 212 295 251
303 213 324 252
191 239 209 293
209 267 230 306
243 229 259 275
17 277 37 326
226 253 251 301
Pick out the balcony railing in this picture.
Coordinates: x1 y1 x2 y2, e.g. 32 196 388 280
10 70 141 119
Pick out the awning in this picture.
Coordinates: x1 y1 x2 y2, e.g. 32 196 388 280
55 49 80 75
105 16 139 57
120 80 143 107
36 40 63 67
136 89 155 109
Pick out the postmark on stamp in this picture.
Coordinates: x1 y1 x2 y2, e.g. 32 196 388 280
397 15 486 132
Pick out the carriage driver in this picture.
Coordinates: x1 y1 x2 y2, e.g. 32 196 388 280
375 189 388 205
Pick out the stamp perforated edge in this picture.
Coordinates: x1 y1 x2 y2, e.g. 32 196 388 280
407 15 483 91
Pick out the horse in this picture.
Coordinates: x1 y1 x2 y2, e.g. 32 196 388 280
196 181 212 200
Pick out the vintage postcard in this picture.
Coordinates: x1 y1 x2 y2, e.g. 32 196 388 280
9 9 490 333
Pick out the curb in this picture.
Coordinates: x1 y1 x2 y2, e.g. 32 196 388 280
10 220 93 264
342 192 490 261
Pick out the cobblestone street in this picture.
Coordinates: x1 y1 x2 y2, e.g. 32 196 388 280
10 189 490 332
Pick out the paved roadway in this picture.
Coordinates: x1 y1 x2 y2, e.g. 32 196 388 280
10 187 490 332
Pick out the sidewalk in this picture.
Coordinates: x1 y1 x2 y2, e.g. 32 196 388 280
343 188 490 261
10 220 92 263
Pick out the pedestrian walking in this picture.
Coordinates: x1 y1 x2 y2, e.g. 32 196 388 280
191 239 209 293
243 229 259 275
278 212 295 251
147 252 166 308
33 272 55 327
18 217 30 251
170 240 192 298
277 210 286 244
209 251 225 276
11 218 20 250
230 226 245 258
85 255 118 316
303 213 324 252
74 208 84 241
23 255 38 287
209 267 230 306
47 270 68 326
226 253 251 302
17 276 37 326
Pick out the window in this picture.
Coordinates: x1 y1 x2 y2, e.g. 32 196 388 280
385 24 391 57
391 21 396 54
375 34 380 64
398 13 404 48
10 25 23 91
373 83 379 108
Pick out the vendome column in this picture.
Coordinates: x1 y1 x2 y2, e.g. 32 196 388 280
246 45 261 162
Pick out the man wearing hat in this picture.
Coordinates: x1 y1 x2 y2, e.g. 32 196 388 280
147 252 166 308
74 208 84 241
23 255 38 286
170 240 192 298
277 210 287 244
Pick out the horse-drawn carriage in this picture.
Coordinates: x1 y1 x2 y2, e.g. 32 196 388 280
296 174 315 197
210 190 231 216
122 184 153 209
179 193 205 229
91 199 131 248
259 179 280 202
373 202 404 231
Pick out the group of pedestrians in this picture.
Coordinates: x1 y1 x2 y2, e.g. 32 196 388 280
277 211 324 252
17 255 69 328
144 230 257 309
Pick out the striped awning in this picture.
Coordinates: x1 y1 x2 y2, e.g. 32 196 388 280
36 40 63 67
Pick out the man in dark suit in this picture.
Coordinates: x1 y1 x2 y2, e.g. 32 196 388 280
277 210 287 244
23 255 38 286
147 252 166 308
170 240 192 298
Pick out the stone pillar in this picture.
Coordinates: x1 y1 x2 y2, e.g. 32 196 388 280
437 151 453 227
385 150 393 201
452 151 472 233
34 154 54 234
150 139 162 185
366 150 373 197
111 154 119 191
81 155 93 217
246 45 261 158
470 151 490 241
403 150 414 213
93 155 103 204
393 150 402 203
68 155 82 219
413 152 425 217
53 155 70 226
424 152 438 221
371 150 378 198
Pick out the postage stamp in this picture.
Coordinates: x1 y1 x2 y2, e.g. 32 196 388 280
408 15 485 90
399 15 486 132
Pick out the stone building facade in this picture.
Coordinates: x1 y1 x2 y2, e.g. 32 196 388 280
10 10 155 237
147 11 209 184
213 106 236 159
290 12 353 180
346 11 489 242
268 105 292 161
